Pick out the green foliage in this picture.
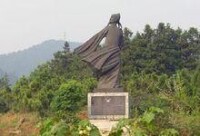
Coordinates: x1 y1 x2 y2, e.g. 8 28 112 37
160 129 179 136
0 97 9 113
122 23 200 77
40 119 100 136
163 68 200 114
12 51 94 115
140 107 164 124
109 107 179 136
170 113 200 135
50 121 70 136
82 77 97 91
109 119 129 136
124 72 169 94
0 75 10 90
0 75 12 113
2 24 200 135
123 67 200 135
12 76 43 112
40 118 71 136
40 118 55 136
50 80 85 117
123 27 133 47
76 120 101 136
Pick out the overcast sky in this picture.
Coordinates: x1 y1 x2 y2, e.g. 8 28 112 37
0 0 199 54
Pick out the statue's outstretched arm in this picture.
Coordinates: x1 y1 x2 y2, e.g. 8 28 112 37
74 26 109 57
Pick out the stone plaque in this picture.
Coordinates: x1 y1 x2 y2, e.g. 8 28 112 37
88 92 129 119
91 96 125 115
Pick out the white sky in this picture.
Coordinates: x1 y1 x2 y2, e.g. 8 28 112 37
0 0 200 54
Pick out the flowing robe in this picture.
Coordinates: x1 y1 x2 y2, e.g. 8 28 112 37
74 24 123 89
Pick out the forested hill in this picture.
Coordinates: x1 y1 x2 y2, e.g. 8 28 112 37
0 68 5 77
0 40 80 83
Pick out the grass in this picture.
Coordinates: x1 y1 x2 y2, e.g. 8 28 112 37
170 112 200 135
0 112 40 136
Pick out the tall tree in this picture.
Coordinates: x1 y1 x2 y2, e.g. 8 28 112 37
63 41 70 52
122 23 200 77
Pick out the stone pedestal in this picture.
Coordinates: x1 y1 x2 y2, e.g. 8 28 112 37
90 120 118 135
88 89 129 120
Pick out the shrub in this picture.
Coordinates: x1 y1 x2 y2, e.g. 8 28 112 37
0 97 9 113
109 107 179 136
40 119 100 136
50 80 85 118
40 118 71 136
76 120 101 136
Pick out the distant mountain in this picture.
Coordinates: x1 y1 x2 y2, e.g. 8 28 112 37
0 40 80 84
0 68 5 78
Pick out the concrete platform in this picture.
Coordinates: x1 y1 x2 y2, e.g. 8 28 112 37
90 120 118 136
90 120 130 136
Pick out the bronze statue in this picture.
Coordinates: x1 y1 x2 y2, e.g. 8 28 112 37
75 13 123 89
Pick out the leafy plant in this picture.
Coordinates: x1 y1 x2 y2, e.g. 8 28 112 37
109 119 130 136
40 118 71 136
50 80 85 118
48 120 70 136
77 120 101 136
109 107 179 136
40 118 55 136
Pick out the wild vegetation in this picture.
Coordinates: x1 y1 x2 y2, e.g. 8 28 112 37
0 23 200 135
0 40 80 84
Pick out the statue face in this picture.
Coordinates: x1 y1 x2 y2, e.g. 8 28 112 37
109 13 120 24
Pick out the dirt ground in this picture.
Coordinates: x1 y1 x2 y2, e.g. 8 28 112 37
0 112 39 136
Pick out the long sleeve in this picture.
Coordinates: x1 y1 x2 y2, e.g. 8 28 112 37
74 26 109 58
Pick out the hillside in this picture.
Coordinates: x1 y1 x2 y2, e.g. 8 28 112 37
0 40 80 84
0 69 5 77
0 24 200 135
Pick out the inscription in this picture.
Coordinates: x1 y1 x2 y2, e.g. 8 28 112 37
91 96 125 115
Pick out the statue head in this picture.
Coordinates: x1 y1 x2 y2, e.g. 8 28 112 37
109 13 121 27
109 13 120 23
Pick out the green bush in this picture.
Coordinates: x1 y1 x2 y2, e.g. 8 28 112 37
50 80 85 117
0 97 9 113
40 119 100 136
40 118 55 136
76 120 101 136
0 76 12 113
109 107 179 136
40 118 71 136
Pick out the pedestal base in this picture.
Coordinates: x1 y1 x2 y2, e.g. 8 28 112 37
90 120 118 135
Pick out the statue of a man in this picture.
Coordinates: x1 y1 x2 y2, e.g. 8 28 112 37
75 13 123 89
